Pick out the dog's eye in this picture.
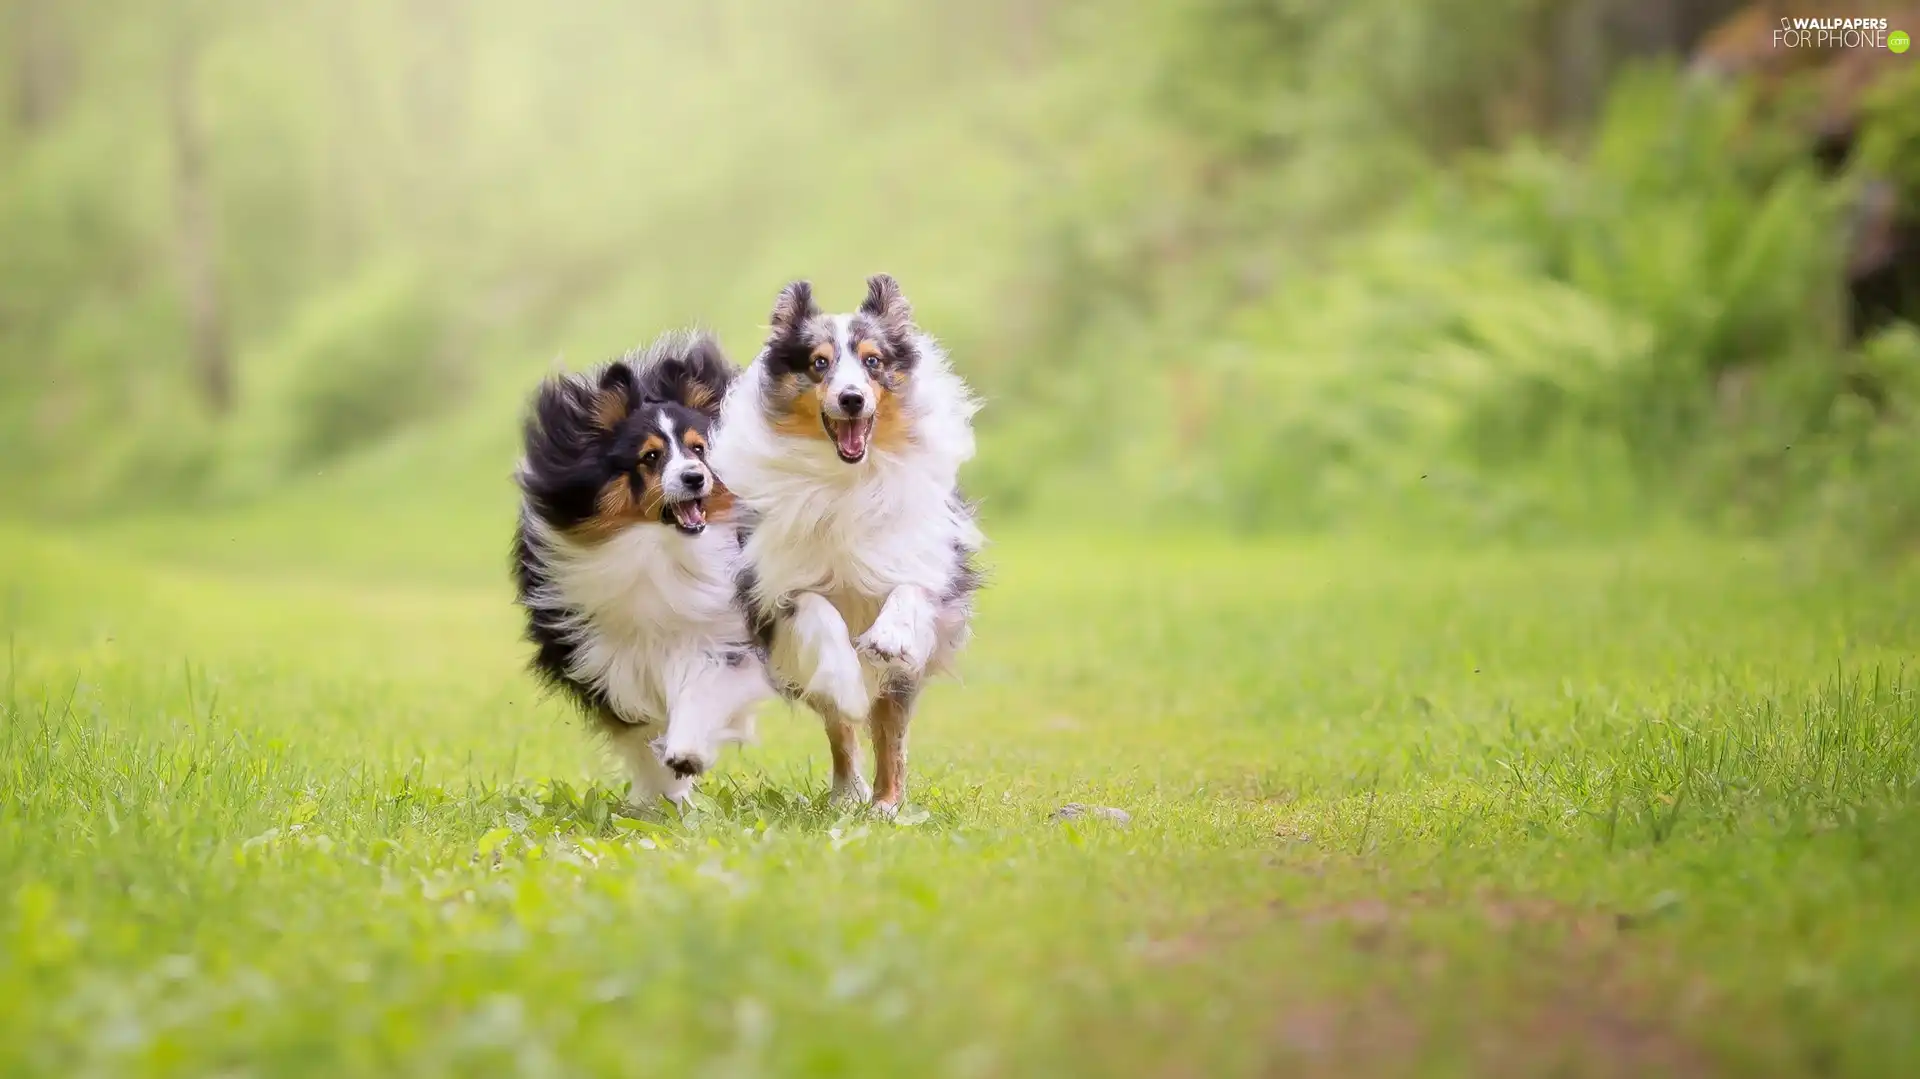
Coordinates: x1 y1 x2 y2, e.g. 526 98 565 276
689 443 706 459
811 355 829 374
863 355 882 373
639 450 660 469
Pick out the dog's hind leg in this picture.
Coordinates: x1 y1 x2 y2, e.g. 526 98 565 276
869 683 919 816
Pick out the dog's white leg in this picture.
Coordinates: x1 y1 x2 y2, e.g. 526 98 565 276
855 586 939 677
608 723 693 809
781 592 871 719
655 659 772 779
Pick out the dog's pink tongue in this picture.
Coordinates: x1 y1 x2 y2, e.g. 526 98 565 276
835 419 869 459
673 501 706 529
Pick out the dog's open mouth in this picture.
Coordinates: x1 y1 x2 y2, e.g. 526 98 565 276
662 498 707 535
822 413 875 463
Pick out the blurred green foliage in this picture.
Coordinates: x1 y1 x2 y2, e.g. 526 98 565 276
996 2 1920 543
1147 67 1858 533
277 264 453 468
1858 65 1920 198
1 0 1916 545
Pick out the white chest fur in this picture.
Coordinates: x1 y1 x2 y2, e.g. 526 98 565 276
749 460 974 628
527 518 748 723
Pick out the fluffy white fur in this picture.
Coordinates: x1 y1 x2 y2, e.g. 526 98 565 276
520 512 768 804
712 323 982 798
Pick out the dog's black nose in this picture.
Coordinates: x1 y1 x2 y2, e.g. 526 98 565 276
837 389 866 415
679 469 706 491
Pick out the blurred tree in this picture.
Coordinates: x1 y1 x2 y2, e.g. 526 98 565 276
7 0 74 133
1549 0 1752 126
168 11 232 414
404 0 470 175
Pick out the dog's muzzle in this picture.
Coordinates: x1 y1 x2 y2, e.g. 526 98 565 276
662 467 712 534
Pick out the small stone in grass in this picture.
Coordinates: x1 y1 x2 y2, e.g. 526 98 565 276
1051 803 1131 826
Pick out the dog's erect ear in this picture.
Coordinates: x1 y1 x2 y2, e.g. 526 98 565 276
768 280 818 339
520 364 622 478
591 362 636 430
859 273 911 327
637 333 734 418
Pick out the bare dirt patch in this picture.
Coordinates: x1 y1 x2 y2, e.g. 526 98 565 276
1145 890 1719 1078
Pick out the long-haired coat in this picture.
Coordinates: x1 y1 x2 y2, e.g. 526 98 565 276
513 332 771 806
712 274 982 812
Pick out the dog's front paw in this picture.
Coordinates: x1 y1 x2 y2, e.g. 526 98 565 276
855 614 933 676
651 737 715 780
828 770 872 808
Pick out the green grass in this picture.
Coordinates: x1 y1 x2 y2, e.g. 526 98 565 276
4 521 1920 1077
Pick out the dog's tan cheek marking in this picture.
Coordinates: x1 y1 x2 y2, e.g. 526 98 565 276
571 476 639 544
595 478 635 525
633 469 666 522
573 435 670 542
774 379 831 442
872 369 912 451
